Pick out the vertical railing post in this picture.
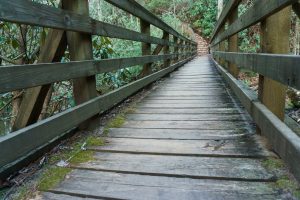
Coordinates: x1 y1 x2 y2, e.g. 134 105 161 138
219 25 226 67
63 0 97 129
163 31 170 68
227 7 239 78
173 36 178 63
140 19 151 76
258 7 291 122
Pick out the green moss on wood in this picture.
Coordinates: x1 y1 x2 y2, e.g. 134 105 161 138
103 114 126 135
262 158 284 170
38 167 71 191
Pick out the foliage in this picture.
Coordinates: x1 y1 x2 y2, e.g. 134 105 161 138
188 0 217 38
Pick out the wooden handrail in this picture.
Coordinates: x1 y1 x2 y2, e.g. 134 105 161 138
210 0 241 43
104 0 196 45
212 51 300 90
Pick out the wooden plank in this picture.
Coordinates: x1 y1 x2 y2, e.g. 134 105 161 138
106 128 252 140
211 0 297 46
48 170 279 200
258 7 291 121
136 103 236 108
212 52 300 90
89 138 267 157
0 0 170 45
210 0 241 42
78 152 274 181
141 99 234 104
134 108 241 114
140 19 151 77
104 0 195 44
121 121 249 130
0 56 194 179
0 54 177 93
42 192 99 200
12 29 67 131
148 91 228 96
125 114 244 121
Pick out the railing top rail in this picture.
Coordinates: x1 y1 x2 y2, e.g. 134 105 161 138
210 0 241 43
104 0 196 45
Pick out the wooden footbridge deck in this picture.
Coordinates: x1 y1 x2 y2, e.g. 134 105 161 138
42 56 281 199
1 0 300 199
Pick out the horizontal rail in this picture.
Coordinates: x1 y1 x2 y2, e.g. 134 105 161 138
0 56 195 178
210 0 241 42
0 53 191 93
104 0 195 44
211 0 297 46
0 0 174 46
212 51 300 90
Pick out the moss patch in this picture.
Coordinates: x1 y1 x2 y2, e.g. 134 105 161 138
262 158 285 171
37 167 71 191
274 176 300 199
103 114 126 135
263 158 300 198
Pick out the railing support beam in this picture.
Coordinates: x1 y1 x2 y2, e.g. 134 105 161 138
258 7 291 121
63 0 98 130
140 19 151 76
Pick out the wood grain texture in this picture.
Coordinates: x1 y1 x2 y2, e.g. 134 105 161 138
47 170 279 200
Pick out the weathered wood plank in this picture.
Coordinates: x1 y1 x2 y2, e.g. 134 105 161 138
89 138 267 157
78 152 274 181
133 108 241 114
212 52 300 90
141 99 234 104
121 120 250 130
211 0 297 46
106 128 252 140
125 114 244 121
42 192 99 200
49 170 279 200
0 54 177 93
136 103 236 108
0 0 170 45
0 56 194 178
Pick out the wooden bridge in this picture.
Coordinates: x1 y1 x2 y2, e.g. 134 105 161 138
0 0 300 199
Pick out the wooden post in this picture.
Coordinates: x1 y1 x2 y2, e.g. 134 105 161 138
173 36 178 63
258 7 291 121
63 0 98 129
163 31 170 68
140 19 151 76
219 26 226 67
227 7 239 78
